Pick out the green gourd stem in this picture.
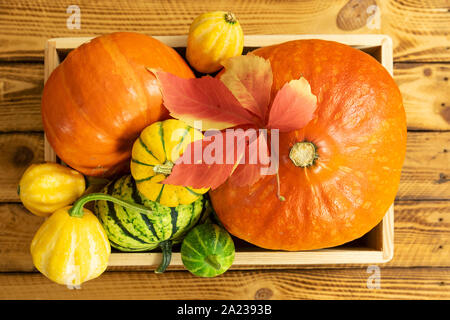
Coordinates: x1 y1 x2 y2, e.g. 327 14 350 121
205 255 221 271
155 240 172 273
153 161 174 175
68 193 154 218
224 12 237 24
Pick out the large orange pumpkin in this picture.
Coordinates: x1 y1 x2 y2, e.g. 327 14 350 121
210 40 407 251
41 32 194 177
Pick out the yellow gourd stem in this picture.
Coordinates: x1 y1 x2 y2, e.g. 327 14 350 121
224 12 237 24
68 193 154 218
153 161 174 175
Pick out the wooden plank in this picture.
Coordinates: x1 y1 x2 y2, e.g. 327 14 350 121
0 204 43 272
398 131 450 200
378 0 450 62
0 267 448 299
0 133 44 202
394 63 450 131
0 63 43 132
0 0 448 62
386 200 450 268
0 62 448 132
1 200 448 272
0 131 447 202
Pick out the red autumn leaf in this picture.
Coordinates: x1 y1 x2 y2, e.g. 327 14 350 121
162 131 238 189
266 77 317 132
227 130 271 187
220 55 273 122
154 55 318 190
163 155 235 190
162 129 271 189
151 70 260 130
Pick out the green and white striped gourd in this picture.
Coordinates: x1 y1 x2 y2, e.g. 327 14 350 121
181 223 235 277
94 175 208 273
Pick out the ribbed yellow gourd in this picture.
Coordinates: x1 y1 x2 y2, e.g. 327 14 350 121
186 11 244 73
30 203 110 287
18 162 85 217
130 119 209 207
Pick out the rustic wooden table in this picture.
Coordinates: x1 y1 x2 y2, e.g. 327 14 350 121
0 0 449 300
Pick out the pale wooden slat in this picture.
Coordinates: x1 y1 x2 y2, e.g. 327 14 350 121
0 0 448 62
1 201 448 272
0 267 449 299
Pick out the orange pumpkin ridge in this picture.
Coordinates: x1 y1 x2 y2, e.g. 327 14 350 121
41 32 194 178
210 39 407 251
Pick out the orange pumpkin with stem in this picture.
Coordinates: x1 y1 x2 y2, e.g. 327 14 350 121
209 40 407 251
41 32 194 178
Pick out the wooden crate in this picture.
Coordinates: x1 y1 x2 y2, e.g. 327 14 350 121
44 34 394 269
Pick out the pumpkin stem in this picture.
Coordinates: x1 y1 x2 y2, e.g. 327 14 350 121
205 254 221 271
155 240 172 273
289 142 318 168
224 12 237 24
68 193 154 218
153 161 174 176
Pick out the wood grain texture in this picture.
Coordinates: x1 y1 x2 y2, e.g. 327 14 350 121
0 63 43 132
387 200 450 267
0 204 43 272
398 131 450 200
337 0 377 31
1 201 448 272
378 0 450 62
0 133 44 202
394 63 450 130
0 267 448 299
0 0 448 62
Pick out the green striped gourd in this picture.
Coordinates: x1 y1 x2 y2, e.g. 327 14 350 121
130 119 209 207
94 175 208 273
181 223 235 277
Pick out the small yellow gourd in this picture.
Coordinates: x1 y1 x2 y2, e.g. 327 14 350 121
31 205 109 286
18 162 86 217
130 119 209 207
30 192 156 287
186 11 244 73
